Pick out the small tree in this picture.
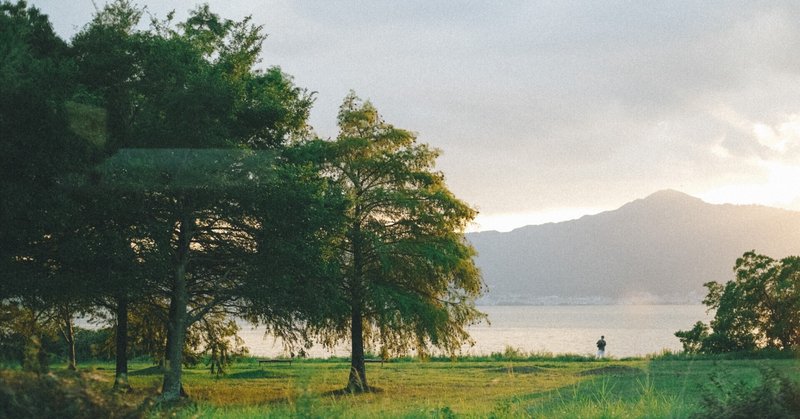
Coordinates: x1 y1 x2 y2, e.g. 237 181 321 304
316 93 485 392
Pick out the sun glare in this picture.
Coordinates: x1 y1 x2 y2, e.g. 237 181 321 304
699 161 800 210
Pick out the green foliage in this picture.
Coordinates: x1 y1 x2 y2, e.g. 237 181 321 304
675 321 710 354
0 0 93 299
334 93 485 351
677 251 800 354
73 328 114 362
71 0 313 152
64 101 107 146
0 302 65 371
60 1 326 400
125 302 169 363
0 370 139 418
695 367 800 419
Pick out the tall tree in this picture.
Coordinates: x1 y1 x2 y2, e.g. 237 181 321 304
70 2 319 401
315 93 485 392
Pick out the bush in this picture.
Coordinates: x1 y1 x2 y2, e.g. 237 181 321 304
0 370 140 418
695 367 800 418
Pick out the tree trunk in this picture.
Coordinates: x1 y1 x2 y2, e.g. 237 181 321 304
163 296 177 370
348 305 368 392
347 220 368 392
61 312 77 371
113 296 130 390
161 216 192 401
161 273 188 400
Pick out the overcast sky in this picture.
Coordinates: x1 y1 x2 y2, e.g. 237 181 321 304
29 0 800 231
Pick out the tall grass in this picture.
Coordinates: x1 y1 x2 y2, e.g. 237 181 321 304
694 367 800 418
524 373 694 418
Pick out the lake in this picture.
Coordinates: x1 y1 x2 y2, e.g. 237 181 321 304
238 305 712 359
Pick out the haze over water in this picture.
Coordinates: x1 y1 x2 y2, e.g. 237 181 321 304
239 305 711 359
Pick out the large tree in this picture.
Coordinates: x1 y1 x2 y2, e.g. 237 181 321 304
315 93 485 392
70 1 321 400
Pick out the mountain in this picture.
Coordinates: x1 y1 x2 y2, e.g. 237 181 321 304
467 190 800 305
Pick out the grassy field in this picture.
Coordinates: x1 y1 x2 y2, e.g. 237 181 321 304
2 354 799 418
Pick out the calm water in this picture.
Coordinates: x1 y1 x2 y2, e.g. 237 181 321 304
238 305 711 359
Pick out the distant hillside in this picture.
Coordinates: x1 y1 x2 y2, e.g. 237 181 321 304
467 190 800 305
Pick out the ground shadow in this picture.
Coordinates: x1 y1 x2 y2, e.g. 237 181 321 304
488 366 548 374
226 370 291 380
129 366 163 376
322 386 385 397
577 365 642 376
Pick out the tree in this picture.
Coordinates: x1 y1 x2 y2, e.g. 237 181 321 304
70 1 319 400
314 93 485 392
676 251 800 353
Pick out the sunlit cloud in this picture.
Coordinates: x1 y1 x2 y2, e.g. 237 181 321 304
699 160 800 210
753 116 800 153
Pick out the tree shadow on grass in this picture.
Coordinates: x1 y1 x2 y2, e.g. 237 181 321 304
488 366 548 374
226 370 291 379
129 366 164 376
322 386 384 397
577 365 643 376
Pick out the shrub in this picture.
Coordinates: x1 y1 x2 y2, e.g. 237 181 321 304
694 367 800 418
0 370 140 418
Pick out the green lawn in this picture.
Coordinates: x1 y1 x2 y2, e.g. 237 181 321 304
3 356 799 418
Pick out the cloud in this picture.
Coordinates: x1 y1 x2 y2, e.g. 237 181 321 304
30 0 800 222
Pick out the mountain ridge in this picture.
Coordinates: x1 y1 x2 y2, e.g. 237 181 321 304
467 190 800 305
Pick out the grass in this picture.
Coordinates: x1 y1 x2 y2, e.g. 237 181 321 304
2 355 798 418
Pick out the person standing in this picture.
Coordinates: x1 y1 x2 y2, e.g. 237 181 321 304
596 335 607 358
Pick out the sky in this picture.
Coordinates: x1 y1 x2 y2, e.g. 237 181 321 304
28 0 800 232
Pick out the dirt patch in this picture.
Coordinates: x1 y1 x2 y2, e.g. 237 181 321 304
578 365 642 376
488 366 547 374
